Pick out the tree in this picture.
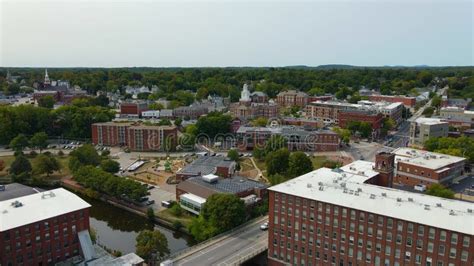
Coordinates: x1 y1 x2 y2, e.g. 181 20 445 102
250 117 268 127
37 95 56 108
100 159 120 173
288 152 313 178
264 135 288 155
265 148 290 176
195 112 232 138
148 102 164 110
69 144 101 172
268 173 286 185
174 117 183 127
431 95 442 109
422 106 435 117
135 230 170 261
252 147 265 161
4 83 20 95
333 127 350 144
426 184 455 199
9 134 29 152
227 149 239 162
30 132 48 153
33 154 61 177
10 154 32 176
146 207 155 220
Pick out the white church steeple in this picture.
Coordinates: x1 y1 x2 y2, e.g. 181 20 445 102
240 83 251 102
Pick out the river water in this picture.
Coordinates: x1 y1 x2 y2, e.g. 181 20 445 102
81 196 194 255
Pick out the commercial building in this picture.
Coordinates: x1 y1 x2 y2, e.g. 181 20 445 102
439 107 474 129
0 187 91 266
175 156 237 181
267 157 473 266
276 90 309 107
235 126 340 152
91 122 178 151
176 174 268 214
368 95 417 108
409 117 449 146
392 147 466 187
441 96 471 109
172 104 208 120
338 110 384 138
120 102 149 118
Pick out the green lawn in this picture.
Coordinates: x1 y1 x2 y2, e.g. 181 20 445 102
311 156 328 169
0 154 71 180
158 208 194 228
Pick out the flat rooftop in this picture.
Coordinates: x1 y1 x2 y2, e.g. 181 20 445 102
392 147 466 170
0 183 43 202
269 166 473 235
177 156 235 176
414 117 448 125
0 188 91 232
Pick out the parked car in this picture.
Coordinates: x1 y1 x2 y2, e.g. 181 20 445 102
260 222 269 231
414 184 427 192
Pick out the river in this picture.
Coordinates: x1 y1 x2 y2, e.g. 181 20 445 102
80 196 195 255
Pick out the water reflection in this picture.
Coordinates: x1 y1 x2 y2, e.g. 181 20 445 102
80 196 194 254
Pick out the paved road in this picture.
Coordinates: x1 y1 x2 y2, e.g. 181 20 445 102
174 217 268 266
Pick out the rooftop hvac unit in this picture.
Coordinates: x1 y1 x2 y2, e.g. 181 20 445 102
340 182 346 188
318 182 323 186
343 189 348 193
424 205 430 210
408 197 413 202
369 194 376 199
468 209 473 213
396 198 402 202
307 183 312 188
319 186 324 191
202 174 219 183
381 193 387 197
11 201 23 208
449 210 456 216
357 188 362 192
354 192 359 196
436 203 442 207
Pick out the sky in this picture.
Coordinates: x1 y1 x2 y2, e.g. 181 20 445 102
1 0 473 67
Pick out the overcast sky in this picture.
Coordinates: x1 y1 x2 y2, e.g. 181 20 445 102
1 0 472 67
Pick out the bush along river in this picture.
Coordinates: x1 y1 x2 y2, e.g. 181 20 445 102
79 195 195 255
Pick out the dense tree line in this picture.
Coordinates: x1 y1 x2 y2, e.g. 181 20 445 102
424 136 474 163
0 104 114 145
2 67 472 102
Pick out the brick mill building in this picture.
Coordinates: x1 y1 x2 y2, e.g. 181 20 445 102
276 90 309 108
235 126 340 152
368 95 417 108
392 147 466 187
0 187 91 266
267 156 473 266
91 122 177 151
119 101 149 118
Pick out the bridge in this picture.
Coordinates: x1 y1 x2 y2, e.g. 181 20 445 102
162 216 268 266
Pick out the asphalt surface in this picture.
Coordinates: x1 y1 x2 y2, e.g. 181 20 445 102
174 217 268 266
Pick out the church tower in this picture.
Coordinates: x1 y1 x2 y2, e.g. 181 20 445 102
374 152 395 187
239 83 251 103
44 69 51 86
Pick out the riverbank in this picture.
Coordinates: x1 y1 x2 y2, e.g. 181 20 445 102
61 179 192 235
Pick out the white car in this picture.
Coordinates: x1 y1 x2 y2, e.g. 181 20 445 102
414 184 427 192
260 222 269 230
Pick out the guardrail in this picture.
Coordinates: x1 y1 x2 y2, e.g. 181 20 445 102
233 245 268 265
160 215 267 263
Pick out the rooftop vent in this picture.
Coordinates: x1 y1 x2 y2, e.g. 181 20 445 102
396 198 402 202
449 210 456 216
307 183 312 188
354 191 359 196
468 209 473 214
357 188 362 192
381 192 387 197
340 182 346 188
424 205 430 210
318 182 323 186
369 194 376 199
436 203 442 207
41 191 56 199
11 201 23 208
319 186 324 191
333 179 338 183
408 197 413 202
343 189 348 193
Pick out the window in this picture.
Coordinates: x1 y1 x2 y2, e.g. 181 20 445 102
429 228 435 239
377 229 382 239
348 247 353 257
359 213 365 221
376 243 381 252
387 232 392 242
351 210 356 220
395 249 401 259
405 251 411 261
461 250 468 262
415 254 422 264
438 244 445 255
397 221 403 232
377 216 383 226
341 234 346 242
349 235 354 245
396 234 402 244
449 248 456 258
407 223 414 233
368 227 373 236
358 225 364 234
385 246 391 255
463 236 470 247
342 208 347 218
368 214 374 223
417 225 424 236
357 251 362 261
451 233 458 244
366 254 371 263
440 231 446 241
358 239 363 247
350 222 355 232
416 239 423 249
427 242 434 253
387 218 393 228
367 241 372 250
406 236 413 247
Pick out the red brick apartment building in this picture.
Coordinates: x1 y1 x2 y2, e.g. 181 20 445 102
120 102 148 118
267 157 474 266
392 148 466 187
368 95 416 108
91 122 177 151
338 110 384 137
276 90 309 108
0 187 91 266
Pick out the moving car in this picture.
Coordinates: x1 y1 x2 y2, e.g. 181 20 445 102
414 184 427 192
260 222 269 230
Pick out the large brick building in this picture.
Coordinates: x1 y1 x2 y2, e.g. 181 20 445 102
229 84 279 120
338 110 384 138
267 158 474 266
0 187 91 266
276 90 309 108
368 95 416 108
91 122 177 151
120 102 148 118
235 126 340 152
392 147 466 187
175 156 237 181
